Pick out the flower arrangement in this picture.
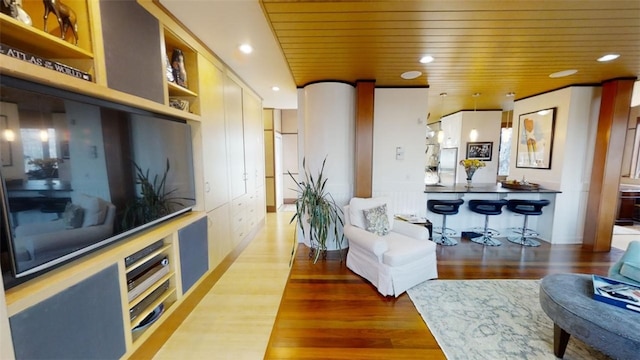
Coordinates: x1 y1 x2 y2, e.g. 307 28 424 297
459 158 485 181
28 157 62 178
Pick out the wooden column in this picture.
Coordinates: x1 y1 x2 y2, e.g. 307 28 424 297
354 81 375 198
583 78 636 252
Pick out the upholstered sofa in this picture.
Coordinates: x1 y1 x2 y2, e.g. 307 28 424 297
343 197 438 297
13 194 116 267
608 240 640 285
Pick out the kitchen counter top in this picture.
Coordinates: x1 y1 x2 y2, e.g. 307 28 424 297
424 183 561 194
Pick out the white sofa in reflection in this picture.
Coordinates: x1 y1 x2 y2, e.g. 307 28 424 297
13 195 116 266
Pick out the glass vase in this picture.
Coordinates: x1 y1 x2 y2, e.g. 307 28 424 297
466 178 473 188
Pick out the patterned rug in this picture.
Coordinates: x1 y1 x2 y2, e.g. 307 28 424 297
407 279 612 360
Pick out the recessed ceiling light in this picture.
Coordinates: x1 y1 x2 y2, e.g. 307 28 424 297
506 92 516 97
597 54 620 62
549 69 578 78
401 71 422 80
271 86 280 91
472 92 481 97
239 44 253 54
419 55 434 64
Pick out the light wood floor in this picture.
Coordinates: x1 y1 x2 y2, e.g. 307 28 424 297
143 211 295 359
137 211 626 359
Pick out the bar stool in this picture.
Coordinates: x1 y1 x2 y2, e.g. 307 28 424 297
427 199 464 246
506 199 550 247
468 199 508 246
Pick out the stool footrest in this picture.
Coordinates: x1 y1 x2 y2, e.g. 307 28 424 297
470 226 500 236
508 227 539 237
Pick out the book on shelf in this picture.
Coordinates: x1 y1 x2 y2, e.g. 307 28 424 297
0 43 92 81
592 274 640 313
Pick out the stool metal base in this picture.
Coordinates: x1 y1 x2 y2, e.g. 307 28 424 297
432 227 458 246
470 235 502 246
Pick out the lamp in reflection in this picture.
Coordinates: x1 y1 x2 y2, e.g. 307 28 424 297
39 129 48 142
3 129 15 142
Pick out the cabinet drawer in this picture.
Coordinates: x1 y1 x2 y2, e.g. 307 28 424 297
231 195 248 215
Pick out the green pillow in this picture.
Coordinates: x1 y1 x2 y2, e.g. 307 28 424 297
363 204 390 236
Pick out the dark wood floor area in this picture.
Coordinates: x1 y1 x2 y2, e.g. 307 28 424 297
264 239 624 359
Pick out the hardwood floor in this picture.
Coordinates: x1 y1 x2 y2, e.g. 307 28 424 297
264 237 624 359
140 211 625 359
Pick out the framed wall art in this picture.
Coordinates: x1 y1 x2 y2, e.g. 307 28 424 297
516 107 556 169
466 141 492 161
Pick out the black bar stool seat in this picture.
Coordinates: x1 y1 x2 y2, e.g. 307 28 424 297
506 199 550 247
468 199 507 246
427 199 464 246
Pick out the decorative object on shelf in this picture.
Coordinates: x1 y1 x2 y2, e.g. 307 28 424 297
1 0 32 26
43 0 78 45
466 141 493 161
165 54 174 83
459 158 485 188
171 48 188 88
169 98 189 112
500 179 540 190
288 157 344 264
0 43 92 81
516 107 556 169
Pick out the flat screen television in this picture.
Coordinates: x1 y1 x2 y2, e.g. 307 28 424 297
0 76 196 288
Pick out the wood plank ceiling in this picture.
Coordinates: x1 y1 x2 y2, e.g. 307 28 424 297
260 0 640 120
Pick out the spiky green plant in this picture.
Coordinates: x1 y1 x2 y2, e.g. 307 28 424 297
121 158 187 231
288 157 344 264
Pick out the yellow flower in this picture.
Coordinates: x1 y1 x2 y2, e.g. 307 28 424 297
459 158 486 169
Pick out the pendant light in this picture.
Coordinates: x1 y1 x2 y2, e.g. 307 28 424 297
469 93 480 141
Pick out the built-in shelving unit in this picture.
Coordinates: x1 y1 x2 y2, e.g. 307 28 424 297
163 28 200 115
125 241 177 343
0 1 97 81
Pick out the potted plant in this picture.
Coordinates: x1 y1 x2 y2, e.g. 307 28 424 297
289 157 344 264
121 158 190 231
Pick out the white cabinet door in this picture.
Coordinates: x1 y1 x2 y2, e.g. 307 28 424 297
224 76 247 199
199 58 229 211
242 91 263 195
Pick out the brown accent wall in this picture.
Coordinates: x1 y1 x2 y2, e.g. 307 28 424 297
583 78 636 252
354 81 375 198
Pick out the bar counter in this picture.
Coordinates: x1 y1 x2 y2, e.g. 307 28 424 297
424 183 561 194
423 182 560 244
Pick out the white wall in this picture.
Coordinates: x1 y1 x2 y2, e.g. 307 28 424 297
458 110 502 184
297 82 355 248
65 101 111 203
511 86 602 244
0 102 23 180
372 88 429 215
281 109 298 201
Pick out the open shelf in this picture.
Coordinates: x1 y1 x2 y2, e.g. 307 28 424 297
163 28 199 114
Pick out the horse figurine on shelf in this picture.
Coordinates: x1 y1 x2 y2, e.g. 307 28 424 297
43 0 78 45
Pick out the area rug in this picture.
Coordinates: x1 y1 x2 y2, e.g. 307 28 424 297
407 279 611 360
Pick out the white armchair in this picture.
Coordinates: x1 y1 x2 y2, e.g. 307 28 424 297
344 197 438 297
